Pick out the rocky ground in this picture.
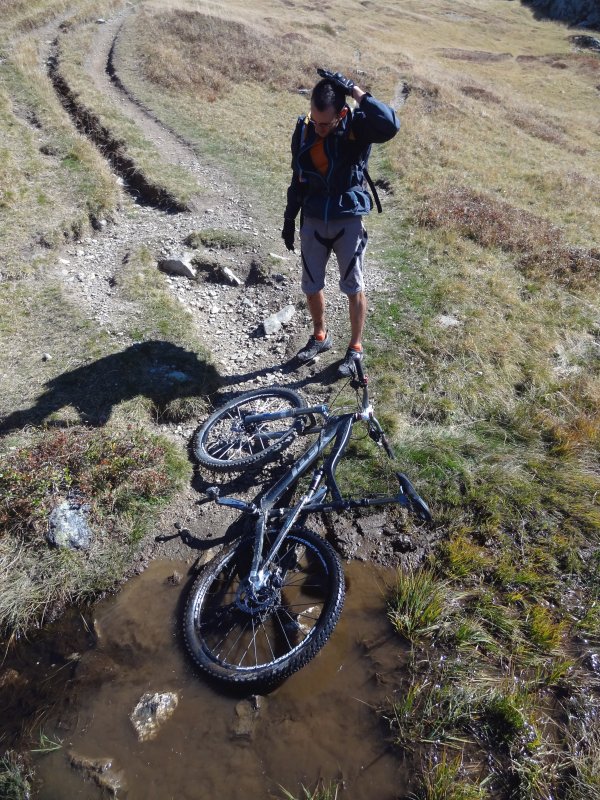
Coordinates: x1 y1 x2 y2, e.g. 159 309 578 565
40 8 432 574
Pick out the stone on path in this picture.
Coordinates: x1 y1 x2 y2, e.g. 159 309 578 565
220 266 243 286
158 253 197 280
130 692 178 742
231 696 264 740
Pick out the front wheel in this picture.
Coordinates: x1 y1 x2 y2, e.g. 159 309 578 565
193 386 306 471
183 528 345 686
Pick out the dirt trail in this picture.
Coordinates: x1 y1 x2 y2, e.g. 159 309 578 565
86 10 226 209
34 3 424 568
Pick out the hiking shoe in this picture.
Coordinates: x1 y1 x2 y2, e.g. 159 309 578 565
338 347 363 377
296 333 332 363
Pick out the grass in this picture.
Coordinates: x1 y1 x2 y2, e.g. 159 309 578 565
386 560 600 798
184 228 254 251
0 0 599 796
409 752 488 800
0 751 32 800
388 567 449 641
0 425 189 638
280 781 341 800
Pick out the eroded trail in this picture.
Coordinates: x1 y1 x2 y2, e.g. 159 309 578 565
1 6 424 797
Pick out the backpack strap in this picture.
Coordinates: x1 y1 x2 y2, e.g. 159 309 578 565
348 128 383 213
363 167 382 213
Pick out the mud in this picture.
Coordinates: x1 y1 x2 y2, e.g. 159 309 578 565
29 559 410 799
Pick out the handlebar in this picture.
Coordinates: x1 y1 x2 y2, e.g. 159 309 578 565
351 357 370 411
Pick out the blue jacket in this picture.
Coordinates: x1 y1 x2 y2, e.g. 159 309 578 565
284 93 400 224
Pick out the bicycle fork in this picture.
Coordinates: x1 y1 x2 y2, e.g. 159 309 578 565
248 467 326 593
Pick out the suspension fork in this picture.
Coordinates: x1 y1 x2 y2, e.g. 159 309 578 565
247 467 325 593
246 414 355 591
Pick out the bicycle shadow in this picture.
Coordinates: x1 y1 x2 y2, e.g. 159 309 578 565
0 340 221 436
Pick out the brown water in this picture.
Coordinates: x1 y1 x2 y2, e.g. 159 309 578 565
32 559 409 799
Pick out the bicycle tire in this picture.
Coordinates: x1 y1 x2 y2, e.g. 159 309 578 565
193 387 307 471
184 528 345 686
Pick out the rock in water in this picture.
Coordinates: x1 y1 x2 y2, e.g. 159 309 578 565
130 692 178 741
69 752 126 796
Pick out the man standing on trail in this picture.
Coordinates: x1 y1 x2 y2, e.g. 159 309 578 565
282 68 400 376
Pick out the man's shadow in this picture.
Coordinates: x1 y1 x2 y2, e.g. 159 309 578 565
0 340 221 435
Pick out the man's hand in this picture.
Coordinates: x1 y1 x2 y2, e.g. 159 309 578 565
282 218 295 251
317 68 355 95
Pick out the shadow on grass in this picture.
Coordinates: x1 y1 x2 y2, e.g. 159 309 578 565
0 340 221 435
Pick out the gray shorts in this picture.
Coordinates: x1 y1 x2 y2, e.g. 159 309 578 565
300 216 368 296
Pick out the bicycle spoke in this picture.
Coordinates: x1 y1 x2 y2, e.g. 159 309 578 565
238 617 260 668
276 612 294 652
219 619 251 662
260 618 276 662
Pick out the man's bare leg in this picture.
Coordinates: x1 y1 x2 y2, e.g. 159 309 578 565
348 291 366 349
306 290 327 338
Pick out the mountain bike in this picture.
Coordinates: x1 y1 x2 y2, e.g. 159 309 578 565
184 360 431 686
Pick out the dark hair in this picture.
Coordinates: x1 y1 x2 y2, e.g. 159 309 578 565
311 79 345 113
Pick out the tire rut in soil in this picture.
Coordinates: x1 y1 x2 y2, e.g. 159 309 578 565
47 37 188 212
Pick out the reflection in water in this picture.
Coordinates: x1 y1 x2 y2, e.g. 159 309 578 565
34 559 409 799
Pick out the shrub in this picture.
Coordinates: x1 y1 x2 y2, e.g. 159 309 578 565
0 426 182 541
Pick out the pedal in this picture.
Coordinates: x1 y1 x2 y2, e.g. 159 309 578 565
205 486 220 500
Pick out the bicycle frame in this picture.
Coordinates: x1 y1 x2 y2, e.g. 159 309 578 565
207 361 429 594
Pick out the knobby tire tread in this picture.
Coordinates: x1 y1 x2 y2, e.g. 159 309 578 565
183 529 344 686
193 386 306 472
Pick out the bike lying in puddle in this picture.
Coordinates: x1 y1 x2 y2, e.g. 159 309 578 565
185 361 431 686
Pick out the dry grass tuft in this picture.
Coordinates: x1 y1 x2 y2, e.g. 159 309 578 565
438 48 513 62
136 9 320 100
507 110 567 145
459 85 501 104
418 186 600 287
518 244 600 287
418 185 561 252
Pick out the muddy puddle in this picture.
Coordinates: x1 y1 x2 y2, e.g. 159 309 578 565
22 558 409 799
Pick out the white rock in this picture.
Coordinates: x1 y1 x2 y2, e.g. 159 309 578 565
130 692 178 742
158 254 197 280
436 314 462 328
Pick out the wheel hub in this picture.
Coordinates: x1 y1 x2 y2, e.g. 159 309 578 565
236 577 280 614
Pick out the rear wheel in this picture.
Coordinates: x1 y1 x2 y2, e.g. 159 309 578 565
184 528 344 685
193 387 306 471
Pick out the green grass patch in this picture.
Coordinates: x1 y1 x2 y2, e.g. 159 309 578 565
388 567 449 641
0 751 32 800
0 425 189 639
280 781 340 800
184 228 253 250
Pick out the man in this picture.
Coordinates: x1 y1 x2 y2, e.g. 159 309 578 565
282 68 400 376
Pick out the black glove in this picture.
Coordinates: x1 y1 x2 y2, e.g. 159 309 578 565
317 68 355 95
282 218 295 251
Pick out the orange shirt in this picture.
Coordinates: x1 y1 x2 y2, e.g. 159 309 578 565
310 137 329 176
